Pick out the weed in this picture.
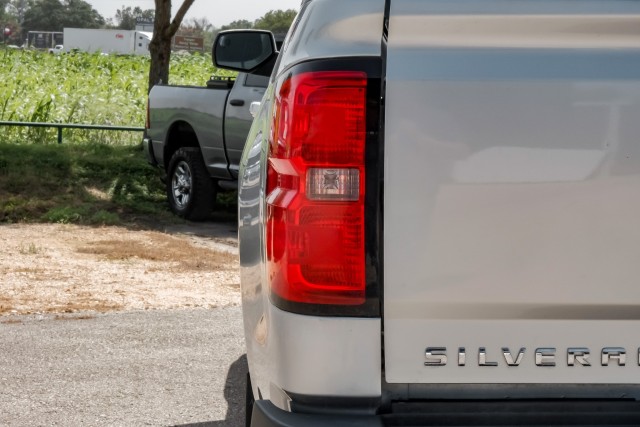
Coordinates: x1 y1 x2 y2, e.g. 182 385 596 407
18 242 41 255
42 206 90 224
89 210 120 225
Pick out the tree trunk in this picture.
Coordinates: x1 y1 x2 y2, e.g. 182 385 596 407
148 0 195 93
148 30 171 90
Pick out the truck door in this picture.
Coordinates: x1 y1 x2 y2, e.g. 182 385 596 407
224 73 268 178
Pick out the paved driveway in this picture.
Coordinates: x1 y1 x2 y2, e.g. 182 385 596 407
0 307 246 426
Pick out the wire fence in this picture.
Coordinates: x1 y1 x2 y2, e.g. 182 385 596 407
0 121 145 144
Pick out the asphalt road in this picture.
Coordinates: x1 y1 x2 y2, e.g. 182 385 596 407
0 307 247 426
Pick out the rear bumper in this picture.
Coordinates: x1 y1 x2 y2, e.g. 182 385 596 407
251 399 640 426
250 400 382 427
142 136 158 166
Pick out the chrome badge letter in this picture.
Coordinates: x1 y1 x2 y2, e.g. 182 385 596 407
602 347 626 366
425 347 447 366
567 348 591 366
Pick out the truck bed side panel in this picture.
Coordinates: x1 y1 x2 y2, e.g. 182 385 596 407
148 85 230 179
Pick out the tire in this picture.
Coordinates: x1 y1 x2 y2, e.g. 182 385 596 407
166 147 215 221
246 372 255 427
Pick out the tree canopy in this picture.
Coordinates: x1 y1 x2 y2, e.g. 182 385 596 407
6 0 27 21
253 9 297 35
21 0 104 32
0 0 10 20
2 3 298 48
218 19 253 32
209 10 297 44
114 6 155 30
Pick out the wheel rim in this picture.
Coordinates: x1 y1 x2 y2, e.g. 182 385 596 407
171 161 192 209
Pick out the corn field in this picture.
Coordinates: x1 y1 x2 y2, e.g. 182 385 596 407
0 49 221 144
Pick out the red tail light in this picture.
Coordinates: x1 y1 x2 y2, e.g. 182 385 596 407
266 71 367 306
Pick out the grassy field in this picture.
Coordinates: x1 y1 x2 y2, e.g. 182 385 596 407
0 49 217 144
0 49 235 225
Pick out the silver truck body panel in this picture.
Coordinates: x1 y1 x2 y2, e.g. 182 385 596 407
274 0 385 75
267 307 381 396
238 0 385 406
147 85 229 177
384 0 640 384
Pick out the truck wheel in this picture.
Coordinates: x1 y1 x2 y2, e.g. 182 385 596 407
166 147 215 221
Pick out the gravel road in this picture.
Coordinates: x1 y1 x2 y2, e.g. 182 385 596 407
0 307 247 426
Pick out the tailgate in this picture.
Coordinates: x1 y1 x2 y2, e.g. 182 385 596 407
383 0 640 385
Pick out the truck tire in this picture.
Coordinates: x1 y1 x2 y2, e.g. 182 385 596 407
166 147 215 221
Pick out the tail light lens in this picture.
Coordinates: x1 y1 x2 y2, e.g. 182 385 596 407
266 71 367 306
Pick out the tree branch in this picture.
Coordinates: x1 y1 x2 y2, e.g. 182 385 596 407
165 0 195 38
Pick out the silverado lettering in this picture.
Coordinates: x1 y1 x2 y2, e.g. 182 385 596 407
425 347 631 367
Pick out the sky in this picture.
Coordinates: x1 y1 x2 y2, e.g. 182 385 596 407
84 0 302 28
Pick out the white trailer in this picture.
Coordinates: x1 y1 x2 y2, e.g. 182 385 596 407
62 28 151 55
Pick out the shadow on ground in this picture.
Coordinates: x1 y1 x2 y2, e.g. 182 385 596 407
161 218 238 247
174 354 248 427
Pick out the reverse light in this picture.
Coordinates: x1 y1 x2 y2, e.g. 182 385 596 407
266 71 367 306
306 168 360 201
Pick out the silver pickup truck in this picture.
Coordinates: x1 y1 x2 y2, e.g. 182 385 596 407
215 0 640 425
144 71 268 220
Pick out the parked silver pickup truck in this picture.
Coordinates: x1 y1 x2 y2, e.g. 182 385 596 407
215 0 640 425
144 71 268 220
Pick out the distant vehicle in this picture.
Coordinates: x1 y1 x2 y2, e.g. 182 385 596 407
48 45 63 55
27 30 63 50
144 72 269 220
62 28 151 55
144 34 284 221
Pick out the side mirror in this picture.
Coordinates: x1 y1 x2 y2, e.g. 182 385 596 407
213 30 277 76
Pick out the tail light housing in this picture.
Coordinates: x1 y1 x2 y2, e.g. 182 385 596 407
266 71 367 306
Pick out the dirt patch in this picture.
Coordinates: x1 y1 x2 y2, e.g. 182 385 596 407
0 223 240 316
77 232 237 272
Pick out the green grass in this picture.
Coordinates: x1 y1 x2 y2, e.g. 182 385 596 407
0 49 238 225
0 49 225 144
0 141 175 225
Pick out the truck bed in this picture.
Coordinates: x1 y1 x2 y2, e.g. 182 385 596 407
147 84 230 175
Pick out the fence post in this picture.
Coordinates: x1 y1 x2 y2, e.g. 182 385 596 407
57 126 63 144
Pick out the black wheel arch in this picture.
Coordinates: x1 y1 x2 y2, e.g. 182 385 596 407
163 120 200 172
